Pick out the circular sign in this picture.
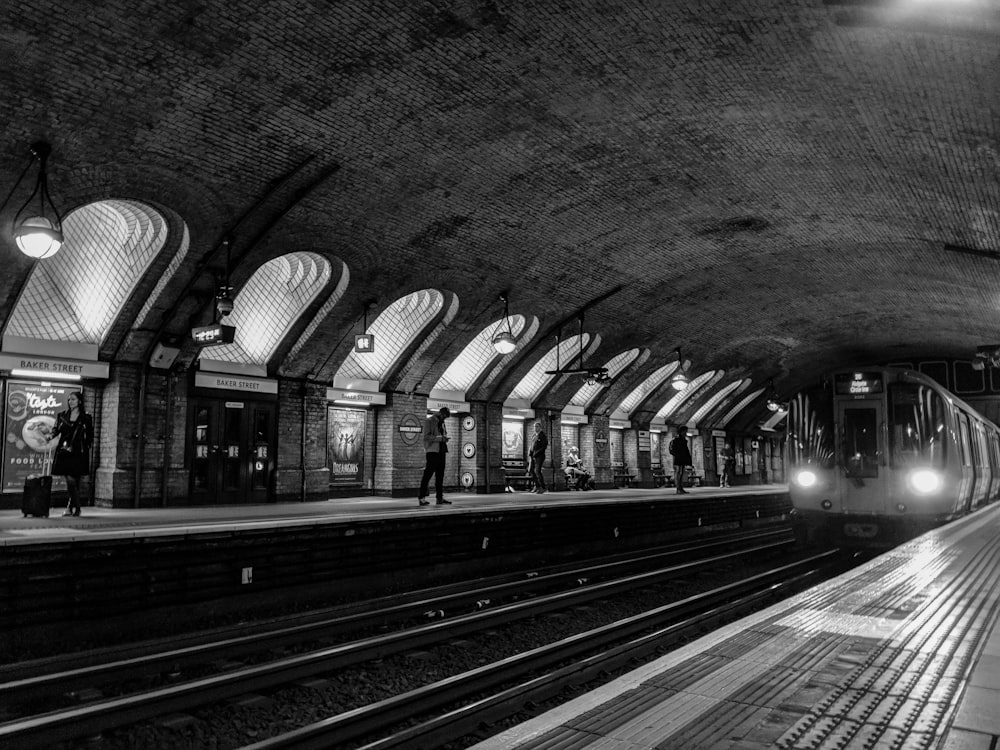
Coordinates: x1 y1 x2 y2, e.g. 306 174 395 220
462 442 476 458
461 471 475 488
462 415 476 431
397 414 423 446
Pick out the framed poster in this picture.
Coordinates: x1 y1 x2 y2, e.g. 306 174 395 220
3 380 71 493
328 406 366 484
501 419 523 459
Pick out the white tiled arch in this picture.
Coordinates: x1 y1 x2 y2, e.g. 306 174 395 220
5 200 168 344
205 252 332 366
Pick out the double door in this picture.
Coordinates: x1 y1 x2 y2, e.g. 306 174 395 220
190 398 275 504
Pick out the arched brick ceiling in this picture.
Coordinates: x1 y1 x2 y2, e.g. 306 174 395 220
0 0 997 422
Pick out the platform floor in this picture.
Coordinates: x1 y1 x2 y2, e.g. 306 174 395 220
472 502 1000 750
0 484 783 547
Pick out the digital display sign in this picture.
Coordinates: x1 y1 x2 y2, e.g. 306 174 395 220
354 333 375 353
835 372 883 395
191 323 236 345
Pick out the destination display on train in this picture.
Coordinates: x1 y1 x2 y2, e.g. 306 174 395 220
835 372 884 395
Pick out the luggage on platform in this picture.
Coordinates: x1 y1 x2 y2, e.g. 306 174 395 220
22 453 53 518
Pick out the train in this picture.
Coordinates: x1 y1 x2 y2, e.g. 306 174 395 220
787 366 1000 547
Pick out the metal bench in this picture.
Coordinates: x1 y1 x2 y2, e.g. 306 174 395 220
501 458 534 492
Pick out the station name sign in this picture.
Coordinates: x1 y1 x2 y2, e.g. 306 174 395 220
0 353 109 379
191 323 236 345
835 372 884 396
195 371 278 394
326 387 387 405
428 398 469 413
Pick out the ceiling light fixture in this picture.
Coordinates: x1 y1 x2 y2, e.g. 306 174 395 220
670 347 688 390
12 142 64 259
766 379 787 412
492 292 516 354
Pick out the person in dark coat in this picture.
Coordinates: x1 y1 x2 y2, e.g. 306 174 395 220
418 406 451 505
49 392 94 517
719 444 735 488
669 425 692 495
528 422 548 494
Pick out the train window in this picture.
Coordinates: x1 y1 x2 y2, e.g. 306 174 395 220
959 415 972 468
918 361 949 390
952 361 985 394
787 390 834 468
842 408 879 477
888 383 946 468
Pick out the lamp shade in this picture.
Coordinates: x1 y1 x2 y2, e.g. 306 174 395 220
14 216 63 259
493 330 516 354
670 372 688 390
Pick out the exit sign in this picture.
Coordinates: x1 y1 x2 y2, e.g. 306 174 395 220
191 323 236 345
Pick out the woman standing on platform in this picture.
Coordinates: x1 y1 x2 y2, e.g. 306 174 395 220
669 425 692 495
48 392 94 517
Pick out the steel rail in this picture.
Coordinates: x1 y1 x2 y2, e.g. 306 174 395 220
0 527 791 701
241 550 844 749
0 535 796 748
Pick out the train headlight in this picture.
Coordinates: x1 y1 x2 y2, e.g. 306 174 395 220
794 470 817 488
908 469 942 494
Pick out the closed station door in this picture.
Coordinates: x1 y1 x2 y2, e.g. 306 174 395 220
191 398 275 504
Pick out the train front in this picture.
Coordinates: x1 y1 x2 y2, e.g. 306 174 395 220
787 369 959 548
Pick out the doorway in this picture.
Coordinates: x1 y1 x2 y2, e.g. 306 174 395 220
190 398 275 504
837 400 887 514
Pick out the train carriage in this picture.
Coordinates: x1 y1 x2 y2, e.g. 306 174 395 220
788 366 1000 547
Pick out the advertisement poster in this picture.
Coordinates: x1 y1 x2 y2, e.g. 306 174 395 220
328 406 366 484
650 432 661 466
501 419 523 459
3 380 70 493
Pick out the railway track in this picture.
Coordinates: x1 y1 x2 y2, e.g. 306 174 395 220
0 528 840 749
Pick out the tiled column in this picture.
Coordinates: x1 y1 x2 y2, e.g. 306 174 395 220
589 414 612 488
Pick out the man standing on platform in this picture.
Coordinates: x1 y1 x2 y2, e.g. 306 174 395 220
528 421 548 494
669 425 692 494
418 406 452 506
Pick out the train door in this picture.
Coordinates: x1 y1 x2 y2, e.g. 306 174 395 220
970 423 989 510
190 398 275 504
837 398 888 514
956 413 975 513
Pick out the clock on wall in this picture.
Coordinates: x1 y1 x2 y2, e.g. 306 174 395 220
461 472 475 488
462 415 476 431
462 442 476 458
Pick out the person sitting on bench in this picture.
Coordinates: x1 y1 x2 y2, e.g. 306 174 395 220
565 446 595 490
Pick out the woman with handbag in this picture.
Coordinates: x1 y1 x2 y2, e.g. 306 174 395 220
48 392 94 517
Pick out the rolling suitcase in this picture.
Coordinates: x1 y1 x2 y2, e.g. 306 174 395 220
22 452 53 518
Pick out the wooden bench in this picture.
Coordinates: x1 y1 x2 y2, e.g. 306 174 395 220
652 468 668 487
501 458 534 492
613 465 636 488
